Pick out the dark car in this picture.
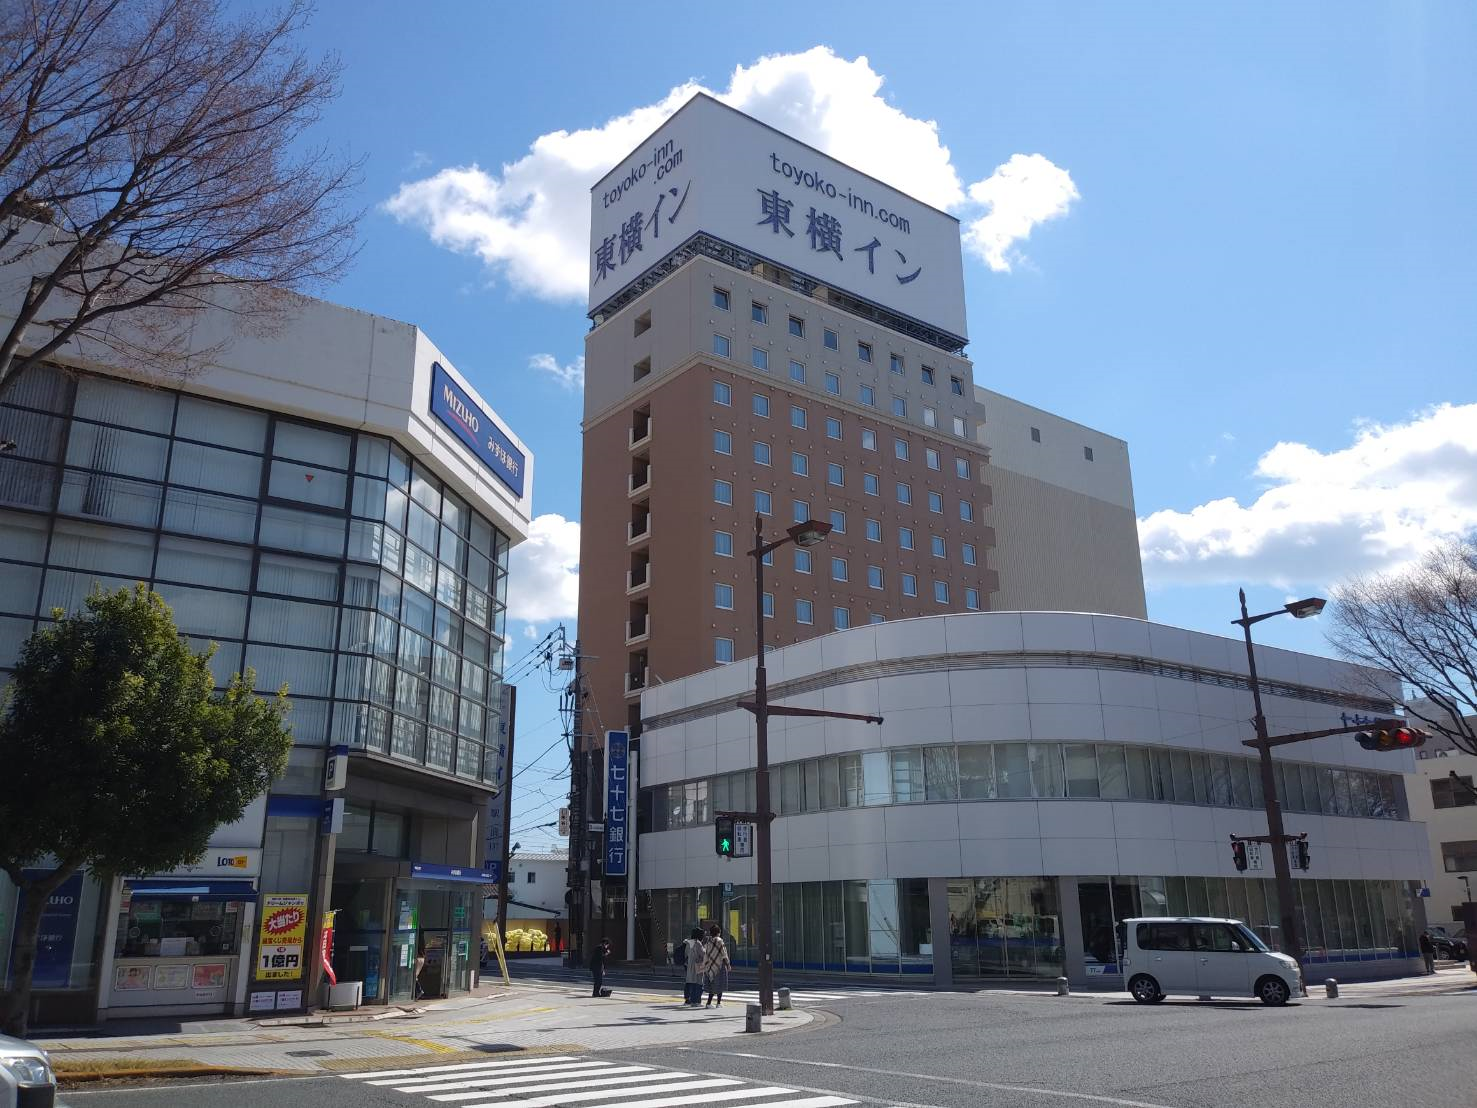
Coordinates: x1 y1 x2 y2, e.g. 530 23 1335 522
1423 928 1468 960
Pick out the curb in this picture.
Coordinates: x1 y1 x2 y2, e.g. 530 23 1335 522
59 1065 285 1084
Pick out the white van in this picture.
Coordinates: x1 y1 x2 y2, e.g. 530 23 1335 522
1117 917 1302 1006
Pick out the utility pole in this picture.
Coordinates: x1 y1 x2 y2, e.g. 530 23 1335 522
495 686 518 945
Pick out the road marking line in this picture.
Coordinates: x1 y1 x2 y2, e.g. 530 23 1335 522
428 1071 702 1102
687 1051 1179 1108
344 1055 579 1080
382 1061 630 1090
458 1077 744 1107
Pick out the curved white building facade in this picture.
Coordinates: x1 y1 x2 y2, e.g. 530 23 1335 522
634 612 1431 984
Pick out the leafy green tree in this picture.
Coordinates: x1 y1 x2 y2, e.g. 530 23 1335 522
0 585 291 1036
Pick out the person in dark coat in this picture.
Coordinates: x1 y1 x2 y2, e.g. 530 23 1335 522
590 937 610 996
1419 931 1436 975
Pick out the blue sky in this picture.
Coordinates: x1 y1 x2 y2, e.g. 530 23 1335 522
277 2 1477 853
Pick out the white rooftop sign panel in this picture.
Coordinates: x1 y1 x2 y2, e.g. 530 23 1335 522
589 94 967 340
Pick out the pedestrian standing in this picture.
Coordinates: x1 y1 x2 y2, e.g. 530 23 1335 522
703 925 731 1008
551 921 562 954
683 927 705 1006
590 937 610 997
1419 931 1436 975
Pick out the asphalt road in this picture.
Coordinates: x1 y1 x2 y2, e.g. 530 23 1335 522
60 988 1477 1108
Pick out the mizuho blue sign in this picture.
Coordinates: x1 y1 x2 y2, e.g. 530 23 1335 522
605 730 630 878
429 362 525 498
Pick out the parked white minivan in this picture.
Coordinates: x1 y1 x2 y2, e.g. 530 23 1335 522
1118 917 1302 1006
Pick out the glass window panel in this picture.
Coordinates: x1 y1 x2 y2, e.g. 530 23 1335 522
0 409 65 463
1301 764 1324 813
0 455 57 510
0 510 49 562
1168 749 1196 804
271 421 350 468
59 470 162 527
395 670 429 717
1097 745 1128 799
401 585 434 636
820 757 841 809
249 596 337 649
409 465 440 512
1188 752 1211 805
862 751 891 805
0 613 34 667
924 746 959 800
403 543 436 593
1125 746 1154 800
40 568 134 615
780 763 802 814
407 501 438 551
1208 755 1234 807
347 519 385 564
1064 744 1100 798
397 629 431 678
2 363 69 412
465 549 492 593
439 524 466 572
176 395 266 451
73 376 174 433
160 487 254 543
383 485 408 533
433 603 463 649
169 441 261 497
435 564 465 612
1278 760 1305 811
65 422 168 480
1030 743 1065 798
151 582 249 638
244 643 332 697
0 563 42 616
996 742 1031 798
355 435 391 477
441 489 469 535
268 458 347 508
429 685 456 730
257 552 338 600
258 504 345 556
958 745 995 799
49 519 153 576
804 761 821 812
891 749 924 803
462 623 489 667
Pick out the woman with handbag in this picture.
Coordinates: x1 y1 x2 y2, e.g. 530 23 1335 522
702 924 731 1008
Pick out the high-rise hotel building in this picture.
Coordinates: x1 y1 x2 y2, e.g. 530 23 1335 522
573 95 1144 952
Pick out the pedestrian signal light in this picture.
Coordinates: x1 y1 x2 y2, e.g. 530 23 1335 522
1231 840 1248 872
715 815 735 857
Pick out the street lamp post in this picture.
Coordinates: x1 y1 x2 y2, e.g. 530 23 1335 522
1234 588 1325 969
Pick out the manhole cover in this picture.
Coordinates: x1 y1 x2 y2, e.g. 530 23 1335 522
286 1049 332 1057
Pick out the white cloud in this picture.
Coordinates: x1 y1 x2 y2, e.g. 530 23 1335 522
530 353 584 391
962 154 1080 273
507 513 579 622
1139 403 1477 590
384 47 1075 299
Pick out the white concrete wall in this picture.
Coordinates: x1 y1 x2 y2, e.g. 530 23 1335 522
1408 749 1477 924
637 612 1426 890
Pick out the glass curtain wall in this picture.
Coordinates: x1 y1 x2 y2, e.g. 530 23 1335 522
0 364 512 785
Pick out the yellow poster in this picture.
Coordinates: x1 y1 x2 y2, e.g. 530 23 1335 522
256 893 309 981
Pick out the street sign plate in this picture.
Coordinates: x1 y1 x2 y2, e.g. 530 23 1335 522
733 821 754 858
588 821 604 833
1247 842 1263 871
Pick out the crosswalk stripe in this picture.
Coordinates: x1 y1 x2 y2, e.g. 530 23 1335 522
458 1077 744 1107
495 1088 848 1108
345 1055 579 1080
390 1062 642 1092
427 1071 700 1103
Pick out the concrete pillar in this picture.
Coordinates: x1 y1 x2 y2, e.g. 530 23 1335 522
1058 875 1086 986
927 877 953 988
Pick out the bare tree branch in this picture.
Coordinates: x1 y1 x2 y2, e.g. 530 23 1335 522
0 0 360 395
1327 538 1477 755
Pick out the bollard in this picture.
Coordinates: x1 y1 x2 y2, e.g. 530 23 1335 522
1325 978 1338 998
1056 977 1070 996
778 987 792 1010
744 1003 762 1033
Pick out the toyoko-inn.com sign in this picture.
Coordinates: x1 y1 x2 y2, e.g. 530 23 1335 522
589 93 967 341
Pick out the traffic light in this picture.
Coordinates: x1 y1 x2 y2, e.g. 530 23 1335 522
715 815 735 857
1356 727 1429 752
1231 840 1248 872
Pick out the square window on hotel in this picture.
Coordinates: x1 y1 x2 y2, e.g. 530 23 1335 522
755 442 772 466
713 381 731 405
796 598 814 623
715 530 733 556
864 473 879 496
891 396 906 418
923 406 937 428
832 557 848 582
928 492 943 513
926 448 940 470
793 499 809 522
829 509 846 533
716 637 734 663
789 316 804 337
860 384 875 406
921 366 935 385
795 548 812 573
894 438 909 460
862 429 877 451
827 463 844 487
751 347 768 371
962 542 977 566
866 518 882 542
713 334 730 358
791 451 808 476
965 588 980 610
858 341 872 362
752 302 767 324
790 360 806 382
867 565 883 589
825 372 840 395
897 482 912 505
955 457 970 479
714 430 731 455
715 583 734 609
934 580 949 604
826 417 842 439
714 288 730 310
833 606 850 630
753 393 770 417
900 526 915 550
902 573 917 597
960 500 974 522
953 416 967 438
950 376 964 396
755 490 772 515
791 405 808 429
824 328 838 350
890 353 904 374
714 479 733 505
931 535 946 558
763 592 774 617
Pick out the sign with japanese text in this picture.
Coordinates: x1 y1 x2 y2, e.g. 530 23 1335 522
10 870 84 989
589 93 967 340
256 893 308 981
604 730 630 878
429 361 526 498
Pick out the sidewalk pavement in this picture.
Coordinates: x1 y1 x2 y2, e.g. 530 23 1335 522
36 979 813 1078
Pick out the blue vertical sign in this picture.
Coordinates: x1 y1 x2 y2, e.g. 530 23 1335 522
428 362 525 498
11 870 84 989
604 730 630 878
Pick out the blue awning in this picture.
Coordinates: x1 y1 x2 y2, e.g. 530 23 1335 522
125 879 258 901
